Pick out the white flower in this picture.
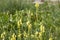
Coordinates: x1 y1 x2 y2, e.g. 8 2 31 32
33 0 44 4
50 0 57 1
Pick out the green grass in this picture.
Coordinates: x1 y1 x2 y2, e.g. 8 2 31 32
0 1 60 40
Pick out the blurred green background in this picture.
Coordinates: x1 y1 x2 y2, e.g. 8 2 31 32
0 0 60 40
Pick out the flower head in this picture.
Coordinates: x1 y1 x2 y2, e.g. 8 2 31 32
40 24 45 33
49 37 53 40
26 21 30 25
17 19 22 28
33 0 44 8
11 33 16 40
35 2 39 8
1 31 6 38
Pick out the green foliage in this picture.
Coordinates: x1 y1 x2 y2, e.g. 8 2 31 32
0 0 60 40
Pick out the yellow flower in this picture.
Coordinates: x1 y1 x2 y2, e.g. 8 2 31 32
49 33 53 40
1 31 6 38
28 24 32 29
24 31 28 37
39 32 42 37
18 34 21 37
49 37 53 40
11 33 16 40
40 24 45 33
35 2 39 8
31 34 34 38
17 21 20 27
31 13 33 16
17 19 22 28
11 37 16 40
26 21 30 25
35 31 38 35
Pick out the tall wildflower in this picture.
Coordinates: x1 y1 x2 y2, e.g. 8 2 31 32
33 0 43 21
40 24 45 33
17 19 22 28
18 32 21 40
28 24 32 30
39 32 43 40
39 22 45 40
26 21 32 34
23 31 28 38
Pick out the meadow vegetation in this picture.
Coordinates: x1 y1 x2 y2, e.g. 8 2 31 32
0 0 60 40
